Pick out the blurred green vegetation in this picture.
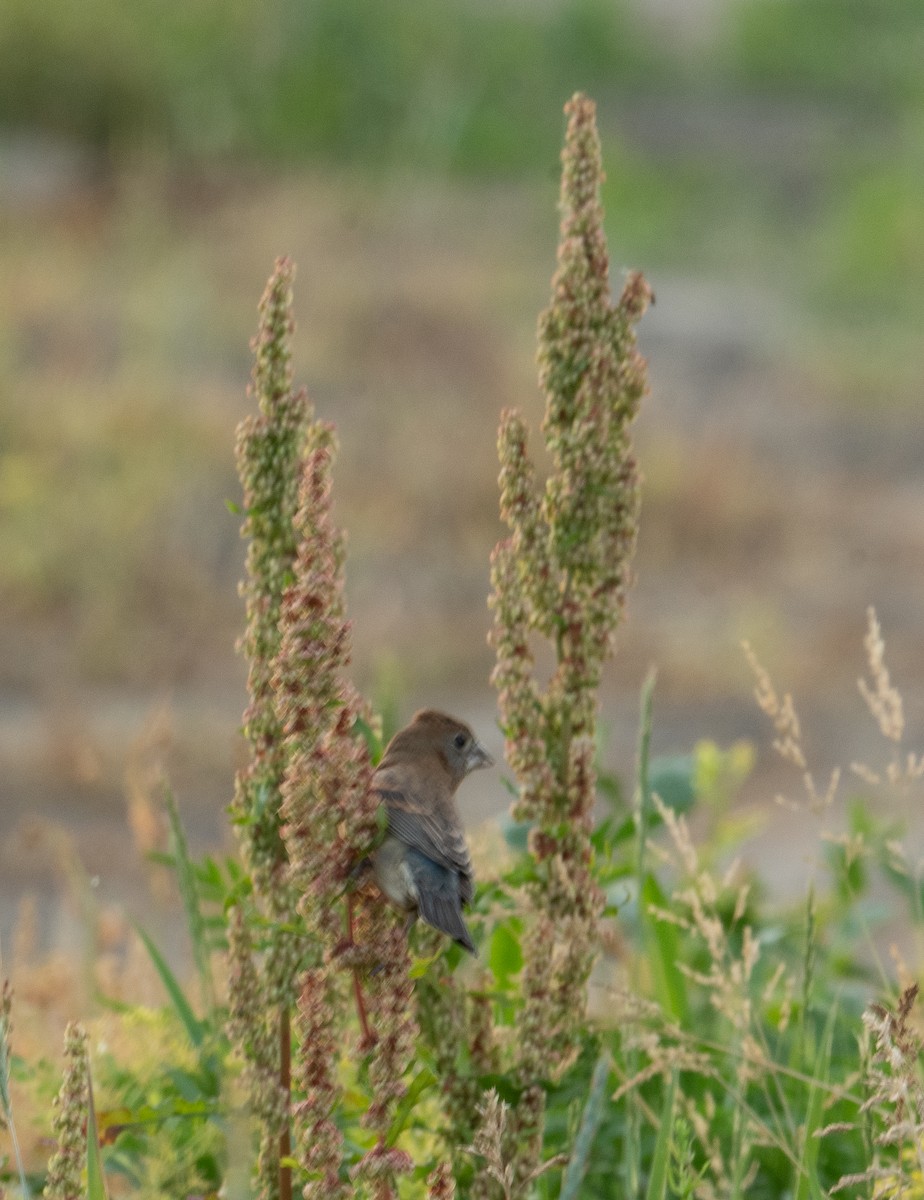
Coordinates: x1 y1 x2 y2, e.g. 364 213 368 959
2 0 921 321
0 0 660 170
723 0 924 330
727 0 924 110
0 0 919 176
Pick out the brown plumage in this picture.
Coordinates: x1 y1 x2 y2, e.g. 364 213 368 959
372 709 493 954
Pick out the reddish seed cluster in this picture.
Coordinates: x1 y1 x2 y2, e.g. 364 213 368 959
426 1161 457 1200
226 906 288 1181
293 969 350 1200
360 920 415 1128
486 92 650 1190
275 435 379 941
235 258 421 1197
273 426 418 1196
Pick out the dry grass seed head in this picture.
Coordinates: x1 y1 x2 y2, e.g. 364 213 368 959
651 793 767 1049
850 983 924 1195
849 611 924 791
652 794 699 876
743 642 840 812
859 607 904 744
470 1090 516 1199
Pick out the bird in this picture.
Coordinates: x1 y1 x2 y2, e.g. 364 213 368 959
371 709 493 954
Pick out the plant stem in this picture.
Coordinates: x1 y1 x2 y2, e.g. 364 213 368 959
279 1007 292 1200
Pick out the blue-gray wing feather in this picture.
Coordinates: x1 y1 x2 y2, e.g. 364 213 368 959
405 848 475 954
376 787 474 906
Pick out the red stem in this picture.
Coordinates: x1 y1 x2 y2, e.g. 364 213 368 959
279 1005 292 1200
349 893 374 1045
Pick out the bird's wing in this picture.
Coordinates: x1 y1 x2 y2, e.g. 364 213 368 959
374 786 474 885
405 848 475 954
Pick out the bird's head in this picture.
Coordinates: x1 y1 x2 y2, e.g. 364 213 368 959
400 709 494 786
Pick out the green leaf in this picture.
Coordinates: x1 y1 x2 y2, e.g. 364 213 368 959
165 1066 213 1105
488 921 523 989
222 873 254 911
86 1061 110 1200
596 767 623 807
794 1001 838 1200
501 816 531 852
353 713 384 764
645 1071 678 1200
224 498 242 515
648 755 697 815
408 951 442 980
132 922 206 1049
164 786 214 1010
640 874 689 1023
145 850 176 868
475 1073 525 1105
499 857 542 888
384 1068 436 1146
559 1050 611 1200
591 814 636 855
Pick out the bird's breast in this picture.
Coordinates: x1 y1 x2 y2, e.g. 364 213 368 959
373 836 418 912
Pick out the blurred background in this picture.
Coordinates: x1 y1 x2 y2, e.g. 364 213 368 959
2 0 924 958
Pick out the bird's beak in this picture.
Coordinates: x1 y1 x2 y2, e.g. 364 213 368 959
466 739 494 773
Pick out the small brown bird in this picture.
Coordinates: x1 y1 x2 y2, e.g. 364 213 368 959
372 709 493 954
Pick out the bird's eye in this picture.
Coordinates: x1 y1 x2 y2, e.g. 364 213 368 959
453 732 468 750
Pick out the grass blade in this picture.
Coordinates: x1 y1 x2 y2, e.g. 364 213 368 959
559 1050 611 1200
86 1057 110 1200
133 921 206 1049
794 1000 838 1200
164 784 215 1012
641 873 689 1024
634 668 657 888
645 1071 678 1200
385 1067 437 1147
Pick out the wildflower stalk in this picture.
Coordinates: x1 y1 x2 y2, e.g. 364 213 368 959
232 256 314 1200
415 926 497 1178
274 430 375 949
45 1021 90 1200
274 437 369 1197
488 91 650 1192
273 417 417 1198
234 255 312 911
231 258 429 1198
0 981 29 1200
227 906 288 1199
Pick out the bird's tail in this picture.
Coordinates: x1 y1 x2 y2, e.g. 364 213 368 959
416 889 476 955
